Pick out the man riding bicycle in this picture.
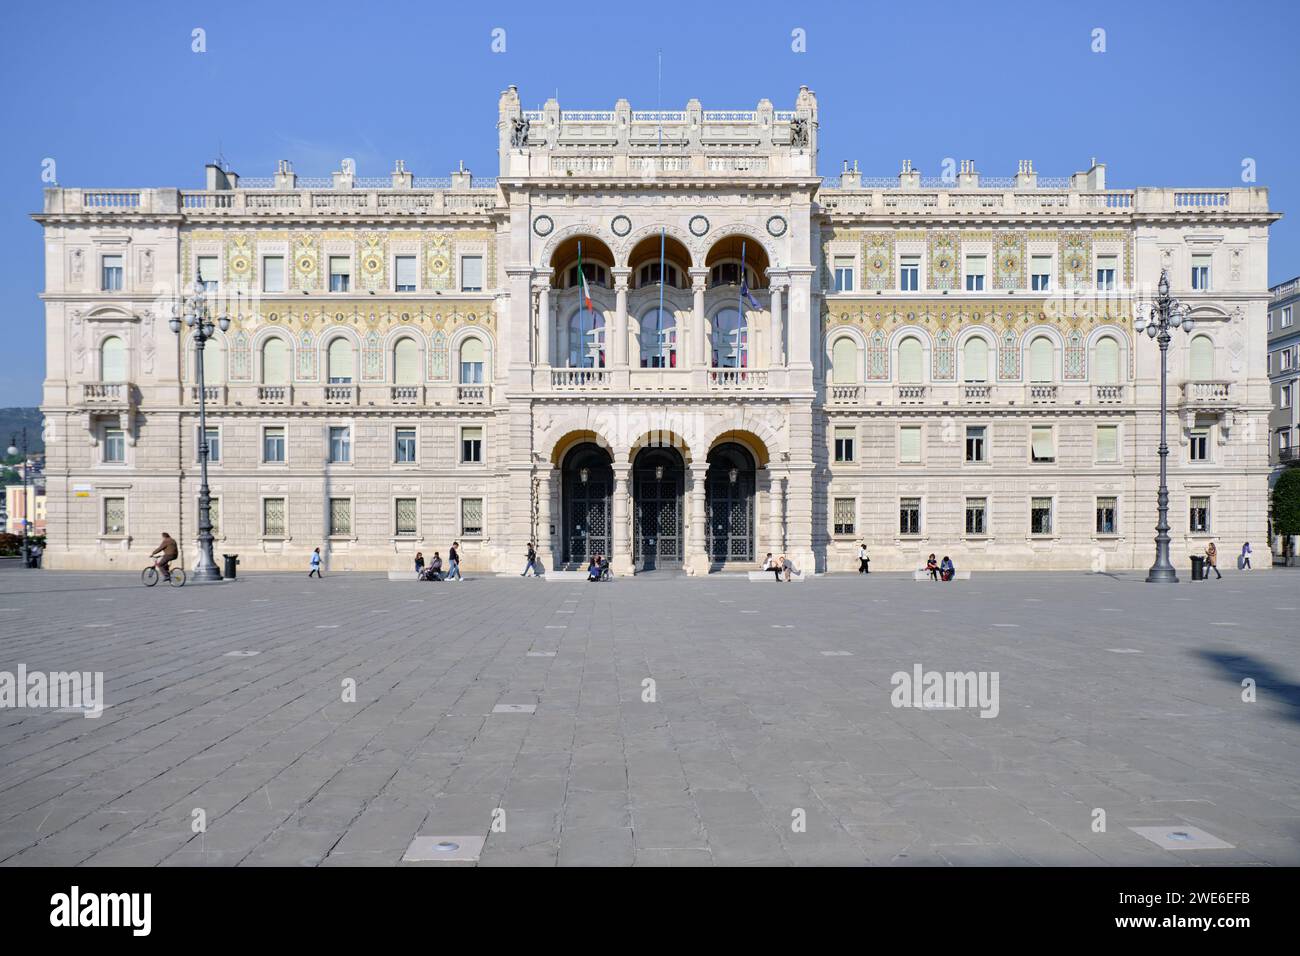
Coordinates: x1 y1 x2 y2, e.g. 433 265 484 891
150 532 179 581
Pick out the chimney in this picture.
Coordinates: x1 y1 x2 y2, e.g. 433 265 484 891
957 159 979 189
205 163 236 190
274 159 296 190
451 160 472 190
899 159 920 190
391 159 413 189
1016 159 1037 189
1069 158 1106 191
840 159 861 189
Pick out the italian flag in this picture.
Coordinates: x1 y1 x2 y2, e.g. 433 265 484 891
577 242 593 311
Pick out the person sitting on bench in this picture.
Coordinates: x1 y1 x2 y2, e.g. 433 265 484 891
939 555 955 582
424 552 444 581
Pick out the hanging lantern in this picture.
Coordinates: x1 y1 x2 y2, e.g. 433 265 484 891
654 465 664 480
729 467 739 484
579 467 589 484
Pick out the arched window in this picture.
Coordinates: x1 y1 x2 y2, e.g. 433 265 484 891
327 337 354 383
638 262 680 290
711 308 747 368
897 336 923 384
1094 336 1120 385
962 337 989 382
1189 335 1214 381
639 309 676 368
261 337 289 385
1028 336 1054 382
831 337 857 384
100 336 126 381
568 311 605 368
459 337 485 383
393 337 419 385
709 262 758 289
201 337 225 384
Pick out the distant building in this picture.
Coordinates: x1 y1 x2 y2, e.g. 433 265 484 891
1268 276 1300 563
4 483 45 536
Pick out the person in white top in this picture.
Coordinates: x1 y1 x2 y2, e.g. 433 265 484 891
857 543 870 574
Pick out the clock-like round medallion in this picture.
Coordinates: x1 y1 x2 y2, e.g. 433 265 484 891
689 215 710 237
611 215 631 237
533 215 554 237
766 215 787 237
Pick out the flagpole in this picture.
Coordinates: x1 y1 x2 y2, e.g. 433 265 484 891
739 241 746 369
658 227 666 367
578 240 586 367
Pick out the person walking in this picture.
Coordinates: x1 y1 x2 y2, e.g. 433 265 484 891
926 553 939 581
1204 541 1221 580
446 541 463 581
521 542 539 577
414 551 425 579
1240 541 1252 571
308 547 322 579
857 542 870 574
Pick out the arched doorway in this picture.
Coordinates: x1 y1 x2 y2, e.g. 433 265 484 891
633 446 685 571
561 442 613 564
706 442 756 564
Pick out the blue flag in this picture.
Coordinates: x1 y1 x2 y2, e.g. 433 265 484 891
739 276 760 310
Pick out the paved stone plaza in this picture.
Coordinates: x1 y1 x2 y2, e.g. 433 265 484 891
0 563 1297 867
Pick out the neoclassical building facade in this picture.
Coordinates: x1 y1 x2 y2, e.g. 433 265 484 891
34 86 1278 573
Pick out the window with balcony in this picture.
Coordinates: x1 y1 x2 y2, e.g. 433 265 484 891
899 255 920 292
833 498 855 535
965 425 986 463
834 427 855 463
261 337 290 385
965 497 987 536
461 426 483 464
262 426 286 463
1096 424 1119 462
639 308 677 368
1189 335 1214 380
197 256 219 293
1095 254 1117 291
461 255 484 292
831 337 858 384
899 497 921 536
393 337 420 385
1096 496 1118 535
569 262 608 289
460 337 486 383
327 337 354 384
711 308 747 368
395 255 417 292
833 256 855 292
101 254 123 291
964 255 986 292
1028 336 1055 382
328 256 351 292
962 336 989 382
638 262 678 289
395 427 417 463
1030 425 1055 463
1094 336 1121 384
709 262 756 289
100 335 127 381
328 426 351 463
899 425 922 464
897 336 923 384
103 428 125 463
1030 255 1052 291
568 311 606 368
1030 497 1053 535
1191 254 1211 291
1189 495 1210 533
263 256 285 293
1189 428 1210 462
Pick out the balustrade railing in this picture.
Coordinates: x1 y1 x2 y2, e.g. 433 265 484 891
81 382 129 404
828 384 862 404
457 385 488 404
257 385 292 404
1183 381 1231 403
324 384 358 404
1029 383 1058 403
390 385 423 404
708 369 769 389
962 384 992 403
551 369 611 389
897 384 927 403
1094 384 1125 404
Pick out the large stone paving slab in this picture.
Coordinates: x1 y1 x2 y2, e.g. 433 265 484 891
0 564 1297 866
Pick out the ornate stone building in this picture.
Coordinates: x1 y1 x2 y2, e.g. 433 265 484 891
34 86 1278 574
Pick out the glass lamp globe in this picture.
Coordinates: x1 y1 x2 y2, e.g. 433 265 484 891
1182 316 1195 332
1146 323 1158 338
169 316 182 334
218 315 231 332
1134 314 1147 333
6 445 16 457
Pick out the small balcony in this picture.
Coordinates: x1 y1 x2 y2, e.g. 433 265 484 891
897 384 926 404
190 385 227 405
828 384 862 405
1094 384 1125 405
1279 446 1299 464
324 384 358 405
1181 381 1232 406
962 384 992 404
79 381 134 409
708 369 769 390
1029 384 1058 404
257 385 293 405
390 385 424 405
457 384 488 404
551 369 611 390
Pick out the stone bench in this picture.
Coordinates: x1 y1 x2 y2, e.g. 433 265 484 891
544 569 614 582
747 569 807 582
912 569 971 581
386 570 469 581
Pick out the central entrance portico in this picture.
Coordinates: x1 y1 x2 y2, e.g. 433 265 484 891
632 446 684 571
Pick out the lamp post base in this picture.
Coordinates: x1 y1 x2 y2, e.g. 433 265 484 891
190 563 223 583
1145 564 1179 584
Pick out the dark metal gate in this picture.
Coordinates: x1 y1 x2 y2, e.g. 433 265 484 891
633 450 684 570
562 444 612 564
705 441 756 564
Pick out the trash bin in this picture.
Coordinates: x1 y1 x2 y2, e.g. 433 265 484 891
1190 555 1204 581
222 554 239 580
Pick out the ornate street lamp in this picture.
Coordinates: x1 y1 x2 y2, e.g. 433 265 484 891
170 278 229 582
1134 269 1194 583
6 428 31 568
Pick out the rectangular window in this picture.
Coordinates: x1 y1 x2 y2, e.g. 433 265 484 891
262 426 286 463
965 497 987 536
395 426 417 463
1191 254 1211 291
1096 496 1118 535
964 255 986 292
263 255 285 293
329 498 351 536
198 426 220 463
103 428 126 463
1095 254 1117 291
899 425 922 463
329 256 351 292
899 255 920 292
1030 255 1052 291
101 254 123 291
1030 497 1053 535
1189 495 1210 533
1281 384 1293 410
834 426 855 463
395 497 417 536
1283 350 1294 371
899 497 921 536
461 497 483 536
395 255 417 292
263 497 286 537
328 426 352 463
833 256 855 293
1278 429 1292 454
461 255 484 292
197 256 219 292
103 496 126 536
1189 429 1210 462
1096 424 1119 462
461 426 483 463
965 425 986 463
1283 306 1294 328
833 498 855 535
1030 425 1055 463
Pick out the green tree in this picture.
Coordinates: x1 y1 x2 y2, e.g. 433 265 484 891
1273 469 1300 537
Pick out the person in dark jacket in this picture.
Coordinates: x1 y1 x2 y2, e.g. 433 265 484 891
150 532 179 581
521 542 540 577
414 552 425 579
939 556 955 581
427 552 444 581
446 542 463 581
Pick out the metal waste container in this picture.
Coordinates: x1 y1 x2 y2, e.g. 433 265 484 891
1190 555 1204 581
222 553 239 580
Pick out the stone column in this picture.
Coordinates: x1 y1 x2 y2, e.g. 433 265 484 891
612 463 633 574
768 469 785 555
787 268 814 369
536 283 551 367
690 269 708 369
536 466 555 571
768 280 784 367
613 268 631 368
686 466 709 575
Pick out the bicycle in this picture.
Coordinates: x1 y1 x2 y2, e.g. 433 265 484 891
141 563 186 587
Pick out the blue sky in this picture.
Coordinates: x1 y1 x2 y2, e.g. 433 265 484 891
2 0 1297 405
